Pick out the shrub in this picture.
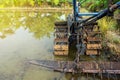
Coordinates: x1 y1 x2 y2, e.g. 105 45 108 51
98 17 117 34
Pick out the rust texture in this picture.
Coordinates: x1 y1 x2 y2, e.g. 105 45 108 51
29 60 120 74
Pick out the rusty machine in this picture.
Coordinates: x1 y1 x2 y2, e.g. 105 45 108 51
30 0 120 79
54 0 120 56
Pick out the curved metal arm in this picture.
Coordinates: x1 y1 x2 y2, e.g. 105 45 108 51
72 0 120 29
82 1 120 25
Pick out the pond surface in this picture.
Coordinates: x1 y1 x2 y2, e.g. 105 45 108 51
0 10 114 80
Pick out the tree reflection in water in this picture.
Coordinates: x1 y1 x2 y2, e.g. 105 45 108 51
0 11 68 39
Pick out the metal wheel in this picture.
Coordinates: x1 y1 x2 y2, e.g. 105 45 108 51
54 21 69 56
84 24 102 55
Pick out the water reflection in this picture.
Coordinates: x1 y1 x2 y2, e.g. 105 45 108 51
0 11 67 39
0 10 69 80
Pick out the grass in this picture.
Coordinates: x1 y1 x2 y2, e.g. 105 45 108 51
98 16 120 44
98 17 120 55
98 17 117 35
106 31 120 44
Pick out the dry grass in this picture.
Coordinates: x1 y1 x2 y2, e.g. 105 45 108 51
98 17 120 54
106 31 120 44
106 31 120 54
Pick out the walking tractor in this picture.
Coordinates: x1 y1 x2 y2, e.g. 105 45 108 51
30 0 120 78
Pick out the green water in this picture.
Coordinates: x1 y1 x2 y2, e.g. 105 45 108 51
0 10 115 80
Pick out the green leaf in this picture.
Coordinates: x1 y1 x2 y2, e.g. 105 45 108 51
29 0 35 6
53 0 59 5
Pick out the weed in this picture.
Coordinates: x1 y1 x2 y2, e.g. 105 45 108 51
98 17 117 35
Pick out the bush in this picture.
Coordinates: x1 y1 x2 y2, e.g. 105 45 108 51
98 17 117 34
82 0 120 11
